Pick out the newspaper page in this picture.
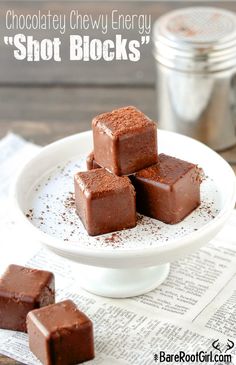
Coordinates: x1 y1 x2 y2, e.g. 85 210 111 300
0 134 235 365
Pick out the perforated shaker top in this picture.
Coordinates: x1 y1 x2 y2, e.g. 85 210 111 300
155 7 236 48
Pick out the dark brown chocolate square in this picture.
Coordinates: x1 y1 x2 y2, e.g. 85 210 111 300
92 106 158 175
132 154 201 224
27 300 94 365
0 264 55 332
74 168 136 236
86 151 101 170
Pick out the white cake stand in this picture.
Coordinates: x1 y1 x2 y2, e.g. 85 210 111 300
11 130 236 298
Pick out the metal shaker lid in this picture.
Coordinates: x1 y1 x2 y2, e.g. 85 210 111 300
153 7 236 72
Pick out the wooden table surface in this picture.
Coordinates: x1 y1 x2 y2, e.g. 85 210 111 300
0 1 236 364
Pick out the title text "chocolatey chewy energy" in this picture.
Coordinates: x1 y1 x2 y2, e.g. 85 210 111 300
4 9 151 62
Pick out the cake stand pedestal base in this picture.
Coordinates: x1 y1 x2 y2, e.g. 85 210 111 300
78 263 170 298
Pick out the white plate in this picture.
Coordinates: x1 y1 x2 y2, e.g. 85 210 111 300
12 130 236 297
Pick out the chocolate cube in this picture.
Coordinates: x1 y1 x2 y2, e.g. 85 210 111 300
86 151 101 170
27 300 94 365
74 168 136 235
92 106 158 175
132 154 201 224
0 264 55 332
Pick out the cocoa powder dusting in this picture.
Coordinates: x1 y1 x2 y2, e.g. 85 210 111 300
64 192 75 209
92 106 156 137
74 168 133 197
135 153 200 186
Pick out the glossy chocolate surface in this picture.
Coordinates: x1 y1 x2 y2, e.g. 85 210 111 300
27 300 94 365
86 151 101 170
92 106 158 175
0 264 55 332
132 154 201 224
74 168 136 235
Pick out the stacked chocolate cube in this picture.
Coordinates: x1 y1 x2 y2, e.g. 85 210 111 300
74 106 201 236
